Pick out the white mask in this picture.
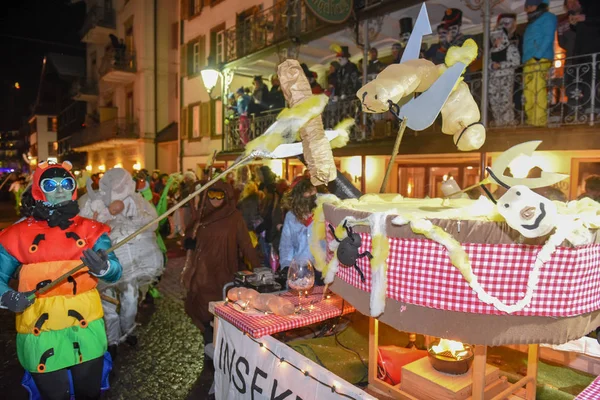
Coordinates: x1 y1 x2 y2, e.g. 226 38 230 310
339 58 348 66
497 186 557 238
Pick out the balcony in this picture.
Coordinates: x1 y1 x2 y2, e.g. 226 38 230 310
224 52 600 154
70 118 139 151
99 49 136 84
80 5 116 44
222 1 327 64
70 78 99 102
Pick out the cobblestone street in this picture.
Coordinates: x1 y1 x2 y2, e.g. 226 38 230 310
0 202 214 399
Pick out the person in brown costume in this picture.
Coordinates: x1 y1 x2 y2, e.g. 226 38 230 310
182 180 261 344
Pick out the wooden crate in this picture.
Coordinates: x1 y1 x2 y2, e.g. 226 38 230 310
401 357 500 400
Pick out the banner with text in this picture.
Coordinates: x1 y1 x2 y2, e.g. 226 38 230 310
214 318 374 400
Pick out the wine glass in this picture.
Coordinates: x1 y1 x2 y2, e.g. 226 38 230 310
287 259 315 313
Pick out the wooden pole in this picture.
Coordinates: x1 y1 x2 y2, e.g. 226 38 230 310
379 118 408 193
29 154 254 301
526 344 539 399
472 344 488 400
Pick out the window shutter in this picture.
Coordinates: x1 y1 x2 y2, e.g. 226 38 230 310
186 42 194 76
200 102 210 137
181 107 188 139
199 35 206 69
181 0 189 19
180 42 187 77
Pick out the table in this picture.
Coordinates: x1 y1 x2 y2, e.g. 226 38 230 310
213 286 355 338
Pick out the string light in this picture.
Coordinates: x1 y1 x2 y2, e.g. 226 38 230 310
244 333 358 399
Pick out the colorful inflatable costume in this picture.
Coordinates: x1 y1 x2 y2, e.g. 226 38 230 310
0 161 122 399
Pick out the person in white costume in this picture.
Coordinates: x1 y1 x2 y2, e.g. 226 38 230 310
80 168 164 358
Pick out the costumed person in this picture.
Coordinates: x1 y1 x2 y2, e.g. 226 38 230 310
522 0 556 126
9 175 25 215
279 178 323 284
489 28 520 126
334 46 361 100
392 17 420 64
367 47 385 75
182 181 261 344
325 61 340 97
80 168 164 357
497 13 521 55
235 87 251 144
0 160 122 400
425 24 450 65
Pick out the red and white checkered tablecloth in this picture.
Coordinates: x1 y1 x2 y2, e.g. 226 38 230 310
575 376 600 399
328 227 600 317
214 286 356 338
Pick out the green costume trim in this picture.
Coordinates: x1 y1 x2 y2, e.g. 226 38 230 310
17 318 107 373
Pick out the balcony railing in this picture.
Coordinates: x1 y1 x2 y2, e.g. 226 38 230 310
70 118 139 149
70 78 99 99
465 52 599 128
222 1 327 64
224 52 600 152
99 49 136 78
80 5 116 37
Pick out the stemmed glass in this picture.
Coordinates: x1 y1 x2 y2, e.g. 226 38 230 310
287 259 315 314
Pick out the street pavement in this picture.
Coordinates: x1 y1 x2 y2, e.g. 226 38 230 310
0 200 214 400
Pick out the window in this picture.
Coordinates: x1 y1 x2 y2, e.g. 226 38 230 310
192 42 200 74
187 35 205 75
210 23 226 65
48 117 57 132
190 0 203 17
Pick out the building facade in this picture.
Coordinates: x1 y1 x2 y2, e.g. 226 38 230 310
69 0 179 174
180 0 600 200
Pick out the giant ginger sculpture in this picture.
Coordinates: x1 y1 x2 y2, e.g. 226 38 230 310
357 39 486 151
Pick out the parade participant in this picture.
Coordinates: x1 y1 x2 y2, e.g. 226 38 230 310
182 181 260 344
279 178 319 274
0 160 122 400
489 28 520 126
80 168 164 356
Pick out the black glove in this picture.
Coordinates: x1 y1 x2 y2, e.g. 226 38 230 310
183 237 196 250
1 290 35 313
81 249 109 277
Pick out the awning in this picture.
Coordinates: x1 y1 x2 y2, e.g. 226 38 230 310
155 122 178 143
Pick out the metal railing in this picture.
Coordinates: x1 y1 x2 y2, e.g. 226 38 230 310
465 52 599 128
70 118 139 149
224 52 600 151
222 1 327 63
99 49 136 77
80 5 116 37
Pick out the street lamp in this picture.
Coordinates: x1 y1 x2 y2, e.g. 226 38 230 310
200 62 234 150
200 67 221 99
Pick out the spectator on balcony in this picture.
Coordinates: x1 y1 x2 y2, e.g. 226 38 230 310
367 47 385 75
269 74 286 110
335 46 361 100
235 87 251 145
574 0 600 57
301 63 324 95
326 61 340 97
497 13 521 55
425 25 450 65
251 75 270 114
522 0 556 127
558 1 581 59
489 28 520 126
391 42 403 64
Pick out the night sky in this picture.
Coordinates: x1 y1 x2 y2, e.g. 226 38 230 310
0 0 85 130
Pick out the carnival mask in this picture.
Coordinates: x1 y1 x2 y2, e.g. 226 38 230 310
498 17 516 36
497 186 557 238
339 58 348 67
400 32 411 47
447 25 460 43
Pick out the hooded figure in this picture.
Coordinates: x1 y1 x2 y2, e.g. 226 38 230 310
182 180 260 341
80 168 163 355
489 28 520 126
0 160 122 400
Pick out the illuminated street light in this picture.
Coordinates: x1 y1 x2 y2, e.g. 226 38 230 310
14 82 20 89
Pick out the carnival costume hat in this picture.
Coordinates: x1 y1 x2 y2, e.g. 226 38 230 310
497 12 517 22
442 8 463 28
29 160 80 230
336 46 352 59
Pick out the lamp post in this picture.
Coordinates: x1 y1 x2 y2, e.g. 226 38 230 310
200 64 234 151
